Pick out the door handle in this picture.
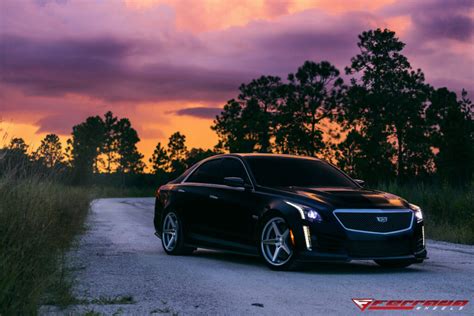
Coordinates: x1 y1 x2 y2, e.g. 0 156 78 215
209 195 218 200
178 189 186 193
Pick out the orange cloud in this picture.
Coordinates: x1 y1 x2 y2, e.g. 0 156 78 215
124 0 397 32
385 15 412 36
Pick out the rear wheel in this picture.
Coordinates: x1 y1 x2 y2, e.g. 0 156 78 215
161 211 194 255
259 216 299 270
374 259 414 268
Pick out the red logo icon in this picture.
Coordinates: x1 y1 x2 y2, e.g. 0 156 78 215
351 299 469 311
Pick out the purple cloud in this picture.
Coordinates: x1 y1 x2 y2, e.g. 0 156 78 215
35 113 87 135
413 13 473 42
382 0 473 42
0 35 255 103
174 107 223 119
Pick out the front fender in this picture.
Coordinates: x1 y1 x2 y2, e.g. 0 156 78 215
260 200 308 251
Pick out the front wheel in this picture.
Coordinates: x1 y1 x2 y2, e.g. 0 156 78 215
259 216 300 270
374 259 414 268
161 211 194 255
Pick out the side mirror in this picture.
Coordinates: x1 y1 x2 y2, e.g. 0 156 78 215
224 177 247 188
354 179 365 187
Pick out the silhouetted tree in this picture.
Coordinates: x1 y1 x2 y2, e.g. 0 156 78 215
115 118 144 174
101 111 119 173
34 134 63 168
1 138 30 176
8 138 29 155
428 88 474 185
275 61 344 157
167 132 187 176
340 28 432 182
70 116 105 183
149 142 168 175
212 99 259 152
70 111 144 179
213 76 283 152
185 148 215 167
238 76 283 152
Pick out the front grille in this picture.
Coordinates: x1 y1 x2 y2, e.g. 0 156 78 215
334 210 413 234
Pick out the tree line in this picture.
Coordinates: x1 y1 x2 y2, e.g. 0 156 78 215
1 112 216 185
1 28 472 186
212 28 473 185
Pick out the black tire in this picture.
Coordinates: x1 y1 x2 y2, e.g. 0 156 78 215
374 259 414 268
161 211 194 255
259 215 301 271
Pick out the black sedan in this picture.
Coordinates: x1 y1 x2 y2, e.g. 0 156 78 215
154 154 427 270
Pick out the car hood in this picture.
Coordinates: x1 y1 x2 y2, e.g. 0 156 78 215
274 186 410 209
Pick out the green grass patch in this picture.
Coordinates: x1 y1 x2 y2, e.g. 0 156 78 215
376 182 474 244
83 310 103 316
0 175 92 314
90 295 135 305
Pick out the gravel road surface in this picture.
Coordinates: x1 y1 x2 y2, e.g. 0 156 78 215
42 198 473 315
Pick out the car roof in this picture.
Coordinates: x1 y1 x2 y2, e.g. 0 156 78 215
214 153 322 161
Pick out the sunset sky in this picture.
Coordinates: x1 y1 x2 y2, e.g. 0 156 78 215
1 0 473 167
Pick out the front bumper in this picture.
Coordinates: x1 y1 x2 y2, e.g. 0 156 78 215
297 220 427 263
298 248 427 263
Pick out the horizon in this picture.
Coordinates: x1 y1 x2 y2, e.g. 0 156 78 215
1 0 473 166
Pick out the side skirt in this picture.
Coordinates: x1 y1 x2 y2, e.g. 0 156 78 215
186 233 259 256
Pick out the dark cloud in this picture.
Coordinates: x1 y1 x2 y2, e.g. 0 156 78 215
0 35 255 103
256 28 359 75
413 12 473 42
381 0 473 17
382 0 473 42
0 11 370 106
174 107 223 119
35 113 88 135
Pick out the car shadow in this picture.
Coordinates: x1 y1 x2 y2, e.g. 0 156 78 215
192 249 427 275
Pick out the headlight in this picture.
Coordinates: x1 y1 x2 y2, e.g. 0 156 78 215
409 203 423 222
285 201 322 222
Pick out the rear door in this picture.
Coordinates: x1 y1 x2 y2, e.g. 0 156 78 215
179 158 224 242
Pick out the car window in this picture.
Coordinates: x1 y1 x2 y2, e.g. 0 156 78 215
221 158 250 184
186 159 223 184
169 163 198 183
246 156 357 188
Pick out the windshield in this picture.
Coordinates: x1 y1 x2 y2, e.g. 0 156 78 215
245 156 357 188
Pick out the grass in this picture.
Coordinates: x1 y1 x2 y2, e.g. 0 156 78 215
376 182 474 244
83 310 103 316
90 295 135 305
0 173 92 315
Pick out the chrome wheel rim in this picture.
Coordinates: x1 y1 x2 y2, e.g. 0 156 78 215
261 217 293 266
162 212 178 251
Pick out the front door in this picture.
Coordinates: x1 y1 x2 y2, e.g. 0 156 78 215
208 158 256 247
